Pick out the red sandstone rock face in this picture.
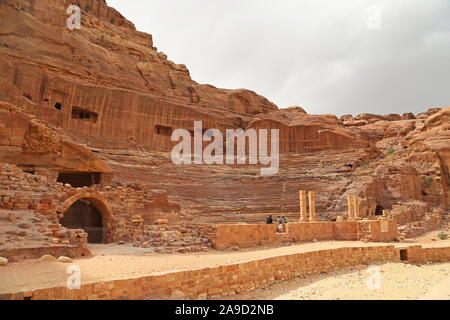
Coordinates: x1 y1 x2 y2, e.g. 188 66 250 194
0 0 276 152
0 102 112 176
248 108 372 153
0 0 448 228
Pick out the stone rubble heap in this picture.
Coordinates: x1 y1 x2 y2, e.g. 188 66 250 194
0 163 75 247
385 201 446 240
134 224 214 254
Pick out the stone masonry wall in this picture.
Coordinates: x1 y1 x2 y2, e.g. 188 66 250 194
384 201 446 239
212 220 398 250
357 219 398 242
3 245 449 300
0 163 182 248
385 201 429 225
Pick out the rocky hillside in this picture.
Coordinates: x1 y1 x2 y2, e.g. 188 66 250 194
0 0 448 223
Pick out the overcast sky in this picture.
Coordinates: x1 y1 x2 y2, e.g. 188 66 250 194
106 0 449 116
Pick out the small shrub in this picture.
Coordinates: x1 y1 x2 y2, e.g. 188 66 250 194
424 176 433 187
386 148 396 156
438 232 448 240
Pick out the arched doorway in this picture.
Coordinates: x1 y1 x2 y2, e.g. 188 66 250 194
375 205 384 216
59 193 113 244
60 199 104 243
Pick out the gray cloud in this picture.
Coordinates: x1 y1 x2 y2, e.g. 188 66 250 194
107 0 450 116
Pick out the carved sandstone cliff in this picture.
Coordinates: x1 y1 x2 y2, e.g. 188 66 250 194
0 0 448 225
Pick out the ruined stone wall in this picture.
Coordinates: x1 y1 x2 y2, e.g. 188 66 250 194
405 245 450 264
333 221 359 240
398 209 445 239
4 245 450 300
0 163 69 212
0 163 72 246
0 245 90 263
212 220 398 250
357 219 398 243
0 163 181 247
385 201 430 225
384 201 445 239
133 223 214 254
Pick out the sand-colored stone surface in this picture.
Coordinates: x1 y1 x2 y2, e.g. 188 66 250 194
0 241 385 293
229 231 450 300
2 237 450 295
1 0 450 229
235 262 450 300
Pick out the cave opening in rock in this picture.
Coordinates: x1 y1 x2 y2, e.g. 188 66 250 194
154 125 173 136
71 107 98 123
57 172 102 188
54 102 62 110
60 199 104 244
375 205 384 216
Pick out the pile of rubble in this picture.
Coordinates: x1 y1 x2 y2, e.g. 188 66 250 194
134 223 214 254
384 201 446 240
397 208 445 239
385 201 429 225
0 164 74 247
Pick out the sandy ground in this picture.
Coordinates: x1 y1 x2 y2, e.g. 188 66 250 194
231 228 450 300
0 241 393 294
0 227 449 297
234 262 450 300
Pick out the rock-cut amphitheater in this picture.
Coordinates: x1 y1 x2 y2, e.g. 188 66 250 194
0 0 449 300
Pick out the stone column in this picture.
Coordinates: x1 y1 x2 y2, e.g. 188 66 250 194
299 190 308 222
353 196 361 220
357 197 363 219
347 195 355 220
309 191 317 222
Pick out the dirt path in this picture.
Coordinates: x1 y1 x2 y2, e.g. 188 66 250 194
0 241 391 294
1 237 450 295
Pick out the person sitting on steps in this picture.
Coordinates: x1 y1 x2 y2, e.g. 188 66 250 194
277 216 284 233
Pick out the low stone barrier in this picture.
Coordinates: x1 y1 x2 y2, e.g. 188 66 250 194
399 245 450 264
212 220 398 250
0 245 91 262
2 245 448 300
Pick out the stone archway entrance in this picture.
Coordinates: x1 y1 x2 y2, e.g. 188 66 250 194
59 193 113 244
375 205 384 216
60 199 104 243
